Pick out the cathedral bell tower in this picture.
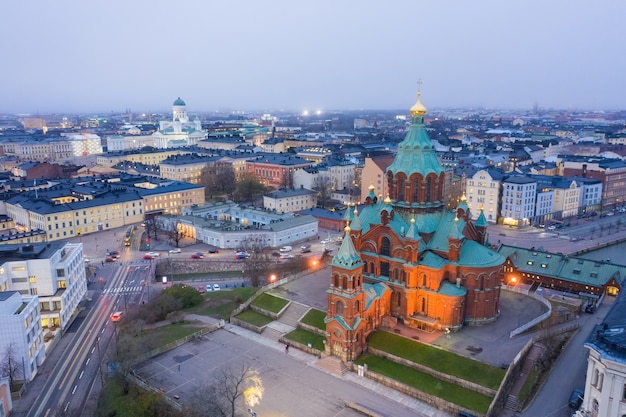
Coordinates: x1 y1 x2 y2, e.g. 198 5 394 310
325 225 366 362
385 83 446 215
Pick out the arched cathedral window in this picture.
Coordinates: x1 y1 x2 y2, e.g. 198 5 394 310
380 237 391 256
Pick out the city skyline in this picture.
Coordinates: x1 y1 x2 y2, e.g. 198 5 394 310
2 1 625 114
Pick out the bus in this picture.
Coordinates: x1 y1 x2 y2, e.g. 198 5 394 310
124 225 134 246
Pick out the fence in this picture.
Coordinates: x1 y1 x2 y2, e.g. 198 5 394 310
503 285 553 338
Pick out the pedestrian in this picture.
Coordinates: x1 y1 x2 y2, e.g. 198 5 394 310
101 260 104 266
285 343 289 353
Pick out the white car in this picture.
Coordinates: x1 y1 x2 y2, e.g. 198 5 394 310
280 253 295 260
147 251 161 257
168 248 182 253
212 284 221 291
547 225 557 230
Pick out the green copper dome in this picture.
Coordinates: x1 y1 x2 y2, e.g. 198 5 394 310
386 93 444 179
173 97 186 106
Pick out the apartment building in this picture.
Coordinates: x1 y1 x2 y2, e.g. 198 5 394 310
0 291 44 382
465 168 503 223
263 188 316 213
501 176 537 226
360 154 395 203
246 155 312 189
552 178 581 218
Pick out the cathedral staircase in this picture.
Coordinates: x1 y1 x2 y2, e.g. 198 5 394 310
316 356 349 376
261 301 311 341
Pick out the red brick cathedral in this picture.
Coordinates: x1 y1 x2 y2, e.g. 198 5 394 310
325 89 505 362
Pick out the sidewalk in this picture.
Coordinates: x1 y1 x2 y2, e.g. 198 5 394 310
223 323 451 417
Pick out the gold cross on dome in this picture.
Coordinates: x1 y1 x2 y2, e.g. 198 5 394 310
417 79 422 93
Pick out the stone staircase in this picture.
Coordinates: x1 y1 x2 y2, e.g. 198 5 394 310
261 301 312 340
505 394 520 411
505 342 545 411
316 356 349 376
277 301 310 327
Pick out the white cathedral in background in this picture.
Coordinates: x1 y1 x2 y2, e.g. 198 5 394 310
152 97 206 148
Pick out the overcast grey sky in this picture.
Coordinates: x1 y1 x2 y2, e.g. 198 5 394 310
1 1 625 114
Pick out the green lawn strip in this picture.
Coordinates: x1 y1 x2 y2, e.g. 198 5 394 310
517 367 542 407
368 332 504 390
142 322 203 346
187 287 258 319
251 293 289 313
98 377 180 417
356 354 492 413
300 308 326 330
235 310 274 327
284 328 325 351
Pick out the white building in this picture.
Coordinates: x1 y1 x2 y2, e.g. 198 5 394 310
534 186 555 224
501 176 537 226
0 242 87 330
574 177 603 213
0 291 45 382
263 188 317 214
581 292 626 417
106 135 157 152
552 179 581 218
465 169 503 223
152 98 205 149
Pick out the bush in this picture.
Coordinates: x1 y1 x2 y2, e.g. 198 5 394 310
162 284 203 308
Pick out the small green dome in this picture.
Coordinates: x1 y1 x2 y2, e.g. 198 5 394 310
173 97 186 106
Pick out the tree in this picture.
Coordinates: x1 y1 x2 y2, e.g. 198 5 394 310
190 364 263 417
280 168 294 189
144 213 160 241
313 175 332 208
233 172 265 205
199 163 236 199
239 237 273 287
0 343 23 387
164 219 185 248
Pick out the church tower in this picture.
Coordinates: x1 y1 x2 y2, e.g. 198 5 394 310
386 83 445 215
172 97 189 123
325 225 367 362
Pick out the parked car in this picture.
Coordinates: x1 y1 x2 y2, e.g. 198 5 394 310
110 311 123 322
212 284 221 291
197 285 205 294
569 388 584 409
169 248 182 254
547 225 557 230
280 253 295 260
279 246 292 252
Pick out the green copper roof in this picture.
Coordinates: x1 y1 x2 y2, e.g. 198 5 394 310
448 217 463 240
173 97 186 106
475 210 488 227
331 229 363 269
458 240 504 267
405 218 421 241
386 113 444 179
438 280 467 297
343 207 353 222
365 282 390 310
350 210 362 230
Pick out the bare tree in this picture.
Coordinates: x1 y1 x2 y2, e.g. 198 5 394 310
144 213 160 241
239 237 273 287
233 172 265 205
313 175 332 208
163 219 185 248
0 343 23 387
280 168 294 189
200 163 236 199
190 364 263 417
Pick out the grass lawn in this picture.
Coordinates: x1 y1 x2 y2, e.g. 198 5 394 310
142 321 203 346
356 354 492 413
98 377 181 417
252 293 289 313
300 308 326 330
284 328 325 351
187 287 258 319
235 310 274 327
368 332 505 390
170 270 244 282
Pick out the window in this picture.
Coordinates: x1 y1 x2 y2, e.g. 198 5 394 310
336 301 344 315
380 262 390 277
380 237 391 256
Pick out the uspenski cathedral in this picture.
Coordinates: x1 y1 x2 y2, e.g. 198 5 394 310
325 88 506 362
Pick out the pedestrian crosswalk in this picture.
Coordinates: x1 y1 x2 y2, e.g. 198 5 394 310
103 286 143 295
